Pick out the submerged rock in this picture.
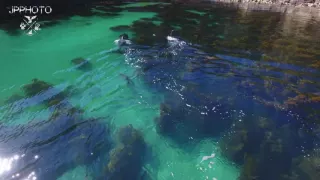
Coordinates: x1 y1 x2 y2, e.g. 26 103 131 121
154 92 234 144
101 124 147 180
22 78 53 97
71 57 92 71
22 78 67 107
0 117 111 180
255 137 293 180
284 93 320 124
219 128 248 164
139 167 155 180
238 138 293 180
219 117 274 164
154 103 175 134
4 93 24 104
131 20 169 45
238 154 259 180
49 106 85 123
289 149 320 180
110 25 131 32
234 119 318 180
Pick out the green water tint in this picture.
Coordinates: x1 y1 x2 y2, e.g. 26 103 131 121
152 20 162 26
186 18 200 24
172 25 182 30
90 8 107 14
0 6 239 180
186 10 207 16
0 11 155 98
1 1 320 180
217 35 224 39
117 2 169 8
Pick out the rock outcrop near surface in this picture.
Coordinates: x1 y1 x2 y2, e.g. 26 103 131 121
218 0 319 6
174 0 320 8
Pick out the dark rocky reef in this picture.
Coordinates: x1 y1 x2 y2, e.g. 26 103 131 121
4 93 24 104
238 132 293 180
287 148 320 180
285 93 320 124
2 78 86 125
110 25 132 32
174 0 320 8
1 93 26 121
71 57 92 71
154 103 174 135
115 2 320 180
22 79 53 97
22 78 68 107
49 105 85 122
100 124 147 180
154 94 234 145
124 1 320 69
130 20 169 46
220 116 317 179
0 115 112 180
219 117 273 164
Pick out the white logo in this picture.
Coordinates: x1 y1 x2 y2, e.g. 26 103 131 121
20 15 41 36
8 6 52 36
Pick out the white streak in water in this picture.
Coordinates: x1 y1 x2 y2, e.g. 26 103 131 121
200 153 215 163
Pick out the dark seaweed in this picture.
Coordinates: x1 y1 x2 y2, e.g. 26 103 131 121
99 124 147 180
116 1 320 179
71 57 92 71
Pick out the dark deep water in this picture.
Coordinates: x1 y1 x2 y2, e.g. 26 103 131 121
0 1 320 180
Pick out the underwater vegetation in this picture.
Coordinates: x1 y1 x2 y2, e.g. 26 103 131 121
71 57 93 71
222 117 318 179
107 2 320 180
130 20 171 46
22 79 54 97
110 1 320 69
236 75 320 124
100 124 147 180
1 78 78 122
22 78 68 107
4 93 25 104
154 96 233 144
0 113 112 180
238 147 320 180
48 105 85 123
288 148 320 180
1 77 151 180
2 78 92 127
143 50 241 144
217 107 320 180
0 1 318 180
110 25 132 32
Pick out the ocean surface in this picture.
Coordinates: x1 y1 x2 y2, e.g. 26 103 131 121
0 1 319 180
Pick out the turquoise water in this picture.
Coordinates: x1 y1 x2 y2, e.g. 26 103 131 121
0 4 239 180
0 1 320 180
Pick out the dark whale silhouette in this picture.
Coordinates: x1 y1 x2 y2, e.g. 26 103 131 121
119 73 134 86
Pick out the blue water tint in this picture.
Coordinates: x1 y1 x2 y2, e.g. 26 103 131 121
217 54 319 74
1 2 320 180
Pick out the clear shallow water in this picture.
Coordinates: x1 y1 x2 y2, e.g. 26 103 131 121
0 1 319 180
